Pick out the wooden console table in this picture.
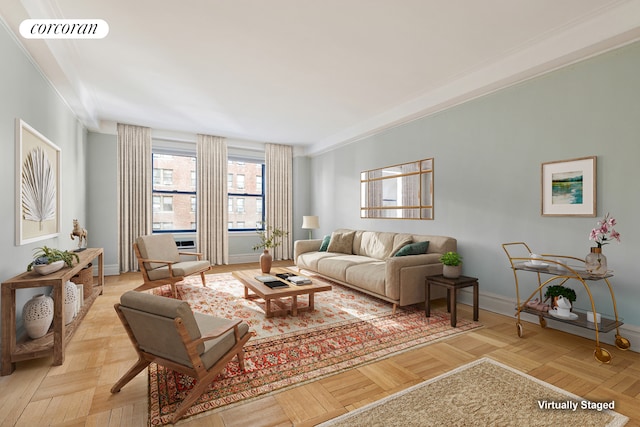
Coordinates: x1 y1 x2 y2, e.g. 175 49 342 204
1 247 104 376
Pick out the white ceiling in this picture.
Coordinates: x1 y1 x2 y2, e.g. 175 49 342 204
2 1 640 154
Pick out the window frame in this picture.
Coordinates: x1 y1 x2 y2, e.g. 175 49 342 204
228 158 265 232
152 148 197 234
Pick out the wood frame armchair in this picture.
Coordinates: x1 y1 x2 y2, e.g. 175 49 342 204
111 291 252 424
134 234 211 298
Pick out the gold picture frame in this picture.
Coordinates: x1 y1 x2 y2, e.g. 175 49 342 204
541 156 596 217
15 119 61 245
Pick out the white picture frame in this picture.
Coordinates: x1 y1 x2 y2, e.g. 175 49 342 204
15 119 61 245
541 156 596 217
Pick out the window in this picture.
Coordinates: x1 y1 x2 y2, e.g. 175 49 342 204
228 159 265 231
152 152 196 232
153 168 173 186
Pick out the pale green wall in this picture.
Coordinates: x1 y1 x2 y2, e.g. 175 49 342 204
0 21 88 337
309 41 640 327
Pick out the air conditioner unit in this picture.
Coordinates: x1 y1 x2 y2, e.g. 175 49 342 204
174 237 197 260
174 239 196 251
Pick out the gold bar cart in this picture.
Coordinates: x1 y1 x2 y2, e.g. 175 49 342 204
502 242 630 363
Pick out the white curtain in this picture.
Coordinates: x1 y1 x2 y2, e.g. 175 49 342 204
265 143 293 260
197 134 228 265
117 123 152 272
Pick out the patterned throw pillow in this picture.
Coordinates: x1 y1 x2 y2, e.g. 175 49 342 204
319 235 331 252
326 231 356 254
394 241 430 256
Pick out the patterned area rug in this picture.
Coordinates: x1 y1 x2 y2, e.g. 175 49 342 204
319 358 628 427
148 273 482 425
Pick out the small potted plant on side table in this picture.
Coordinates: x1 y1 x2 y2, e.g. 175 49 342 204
440 251 463 279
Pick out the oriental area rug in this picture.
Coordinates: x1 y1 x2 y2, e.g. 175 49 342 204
319 358 628 427
148 272 482 425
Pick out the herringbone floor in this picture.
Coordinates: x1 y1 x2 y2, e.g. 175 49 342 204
1 262 638 426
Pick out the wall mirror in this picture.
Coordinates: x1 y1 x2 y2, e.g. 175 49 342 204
360 158 433 219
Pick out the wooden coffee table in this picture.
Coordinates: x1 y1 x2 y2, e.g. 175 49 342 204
232 268 331 317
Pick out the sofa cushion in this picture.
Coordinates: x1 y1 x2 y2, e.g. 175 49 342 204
319 235 331 252
359 231 396 259
394 241 430 257
345 262 386 296
327 231 356 254
391 234 414 257
297 251 341 271
317 254 373 281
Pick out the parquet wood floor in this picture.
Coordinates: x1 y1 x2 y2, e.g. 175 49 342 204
1 262 638 426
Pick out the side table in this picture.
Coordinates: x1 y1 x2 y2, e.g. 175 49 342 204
425 274 479 327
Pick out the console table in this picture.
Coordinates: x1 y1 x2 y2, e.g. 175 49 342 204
1 247 104 376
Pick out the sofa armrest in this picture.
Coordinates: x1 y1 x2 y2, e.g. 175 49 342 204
385 253 443 287
294 239 323 262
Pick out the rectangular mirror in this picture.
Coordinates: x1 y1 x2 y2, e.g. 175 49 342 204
360 158 433 219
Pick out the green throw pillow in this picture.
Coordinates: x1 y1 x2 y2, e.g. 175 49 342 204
394 241 429 256
319 235 331 252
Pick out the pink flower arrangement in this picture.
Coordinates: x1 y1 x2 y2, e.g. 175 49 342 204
589 213 621 248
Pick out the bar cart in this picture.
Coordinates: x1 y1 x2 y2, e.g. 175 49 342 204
502 242 630 363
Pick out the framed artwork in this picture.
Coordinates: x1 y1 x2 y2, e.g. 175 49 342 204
541 156 596 217
15 119 61 245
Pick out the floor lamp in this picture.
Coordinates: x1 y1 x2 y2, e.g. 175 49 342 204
302 216 319 239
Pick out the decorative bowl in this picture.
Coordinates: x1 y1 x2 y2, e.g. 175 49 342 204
33 260 65 275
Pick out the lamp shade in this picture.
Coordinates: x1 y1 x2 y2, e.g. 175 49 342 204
302 215 320 229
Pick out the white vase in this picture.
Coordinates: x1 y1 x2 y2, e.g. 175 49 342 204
33 260 65 275
64 280 77 324
443 264 462 279
23 294 54 339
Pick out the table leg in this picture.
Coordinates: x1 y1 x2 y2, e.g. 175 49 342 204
266 298 273 318
292 295 298 316
425 279 431 318
308 293 315 312
450 288 457 327
473 281 479 321
244 286 249 299
1 287 16 376
52 281 65 365
98 251 104 294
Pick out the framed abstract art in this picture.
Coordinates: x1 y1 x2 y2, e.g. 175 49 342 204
541 156 596 217
15 119 61 245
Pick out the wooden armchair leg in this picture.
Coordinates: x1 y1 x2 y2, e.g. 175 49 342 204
111 357 151 393
200 272 206 286
171 378 212 423
237 349 246 371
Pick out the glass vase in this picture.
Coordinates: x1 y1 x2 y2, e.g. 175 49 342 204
585 247 607 276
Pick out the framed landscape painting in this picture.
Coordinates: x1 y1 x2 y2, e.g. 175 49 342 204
15 119 61 245
541 156 596 217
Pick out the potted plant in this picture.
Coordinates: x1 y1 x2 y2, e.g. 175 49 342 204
27 246 80 275
440 251 463 279
544 285 577 309
252 226 289 273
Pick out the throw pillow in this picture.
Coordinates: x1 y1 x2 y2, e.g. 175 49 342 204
326 231 356 254
319 235 331 252
394 241 429 257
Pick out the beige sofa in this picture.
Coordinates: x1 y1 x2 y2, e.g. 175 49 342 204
294 229 457 311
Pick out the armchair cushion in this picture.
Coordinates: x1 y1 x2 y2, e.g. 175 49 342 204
194 313 250 370
147 260 211 280
119 291 204 365
136 234 181 270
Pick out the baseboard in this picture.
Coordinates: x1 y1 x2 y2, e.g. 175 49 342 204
456 288 639 353
94 263 120 276
229 253 261 264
